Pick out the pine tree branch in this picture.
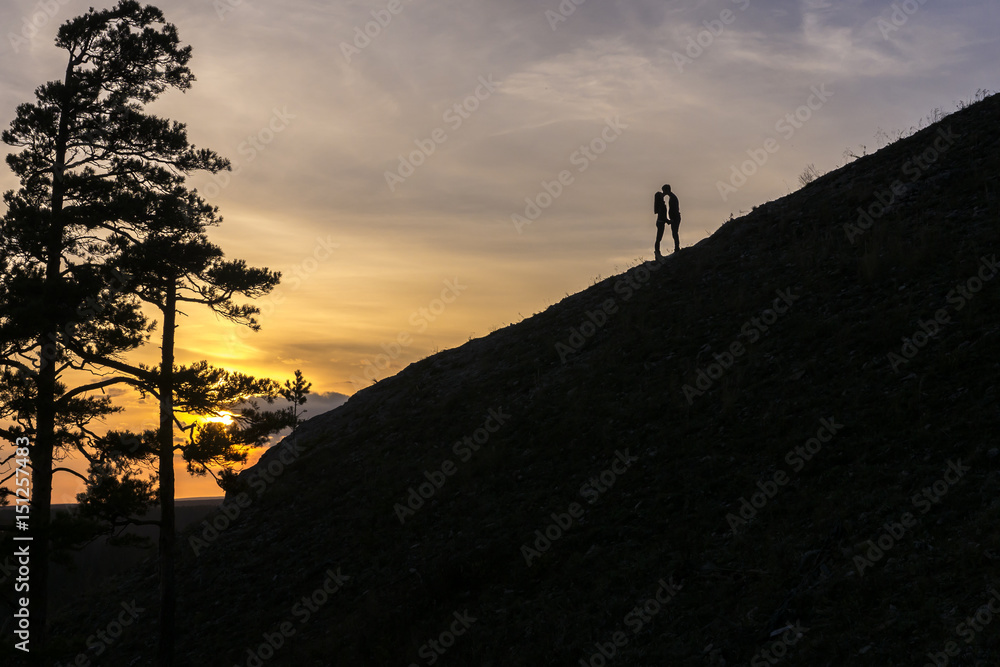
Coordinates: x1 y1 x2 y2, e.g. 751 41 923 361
0 357 37 377
57 377 135 404
73 442 101 467
63 342 155 383
52 467 88 484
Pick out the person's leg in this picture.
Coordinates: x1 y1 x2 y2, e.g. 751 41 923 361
671 221 680 252
655 221 665 255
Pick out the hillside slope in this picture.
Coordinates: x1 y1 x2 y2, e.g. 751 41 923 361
53 94 1000 666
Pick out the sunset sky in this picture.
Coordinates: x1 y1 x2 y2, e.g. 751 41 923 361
2 0 998 499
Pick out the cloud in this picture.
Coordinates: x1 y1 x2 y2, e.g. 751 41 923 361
299 391 349 422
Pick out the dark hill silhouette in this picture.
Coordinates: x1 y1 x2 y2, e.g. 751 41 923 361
45 93 1000 666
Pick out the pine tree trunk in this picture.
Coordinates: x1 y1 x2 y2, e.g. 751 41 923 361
30 355 54 664
29 67 74 659
157 277 177 667
31 213 61 661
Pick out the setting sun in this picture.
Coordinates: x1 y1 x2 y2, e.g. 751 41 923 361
202 411 236 426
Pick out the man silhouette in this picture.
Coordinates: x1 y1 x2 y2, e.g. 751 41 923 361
654 184 681 258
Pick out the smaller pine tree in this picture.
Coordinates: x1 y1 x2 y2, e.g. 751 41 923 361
279 369 312 429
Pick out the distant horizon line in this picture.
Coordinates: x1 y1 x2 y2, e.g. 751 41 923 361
0 496 225 511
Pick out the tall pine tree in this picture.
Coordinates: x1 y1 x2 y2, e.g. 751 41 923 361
65 183 292 666
0 2 226 657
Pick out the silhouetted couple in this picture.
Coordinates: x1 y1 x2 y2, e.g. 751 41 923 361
654 184 680 259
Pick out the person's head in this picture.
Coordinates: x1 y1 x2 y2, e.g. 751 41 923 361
662 184 671 194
